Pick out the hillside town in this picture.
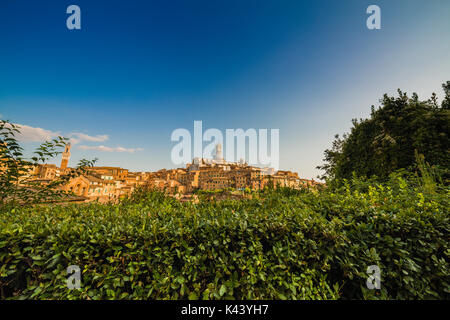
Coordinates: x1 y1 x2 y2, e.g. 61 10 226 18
22 143 321 202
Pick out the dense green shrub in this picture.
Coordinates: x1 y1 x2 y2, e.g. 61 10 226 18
0 176 448 300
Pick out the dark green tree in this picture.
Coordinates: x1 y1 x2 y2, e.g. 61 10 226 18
442 81 450 109
317 82 450 182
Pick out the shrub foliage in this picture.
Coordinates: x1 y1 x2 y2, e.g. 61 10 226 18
0 175 448 300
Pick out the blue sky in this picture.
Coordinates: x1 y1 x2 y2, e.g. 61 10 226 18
1 0 449 179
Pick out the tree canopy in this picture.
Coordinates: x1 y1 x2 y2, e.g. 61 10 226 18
318 82 450 183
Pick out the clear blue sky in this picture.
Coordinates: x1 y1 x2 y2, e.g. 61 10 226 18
1 0 449 179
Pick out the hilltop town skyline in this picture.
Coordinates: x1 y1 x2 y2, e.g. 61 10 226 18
27 142 320 203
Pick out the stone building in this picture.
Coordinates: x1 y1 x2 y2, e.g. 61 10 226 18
35 164 60 180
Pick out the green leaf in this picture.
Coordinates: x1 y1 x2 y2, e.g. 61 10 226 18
219 284 226 296
188 292 198 300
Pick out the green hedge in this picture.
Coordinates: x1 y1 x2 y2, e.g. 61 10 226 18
0 177 448 299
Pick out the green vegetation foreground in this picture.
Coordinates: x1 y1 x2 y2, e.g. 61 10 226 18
0 173 448 300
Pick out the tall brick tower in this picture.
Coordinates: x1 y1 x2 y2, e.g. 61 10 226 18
60 143 71 170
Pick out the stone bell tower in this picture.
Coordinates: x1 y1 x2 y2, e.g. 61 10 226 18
60 143 71 170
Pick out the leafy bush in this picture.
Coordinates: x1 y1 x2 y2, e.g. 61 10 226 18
0 174 448 300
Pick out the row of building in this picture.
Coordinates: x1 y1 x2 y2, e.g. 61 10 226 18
10 143 322 202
